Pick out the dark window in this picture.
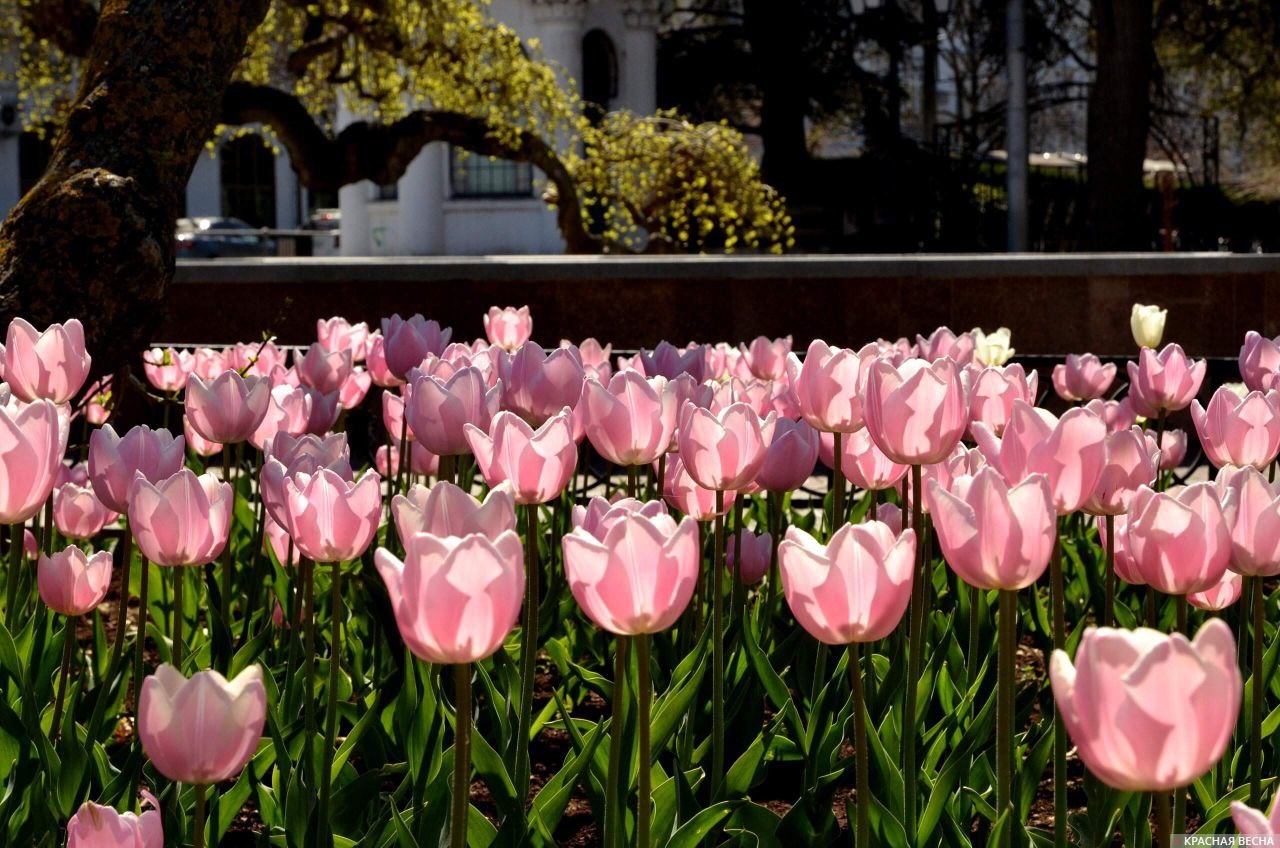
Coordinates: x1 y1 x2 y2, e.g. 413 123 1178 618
377 182 399 201
449 148 534 198
582 29 619 116
220 135 277 228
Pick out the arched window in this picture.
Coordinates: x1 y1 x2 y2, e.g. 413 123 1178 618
582 29 619 116
220 135 277 227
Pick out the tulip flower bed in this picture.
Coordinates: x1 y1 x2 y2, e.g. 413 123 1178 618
6 304 1280 847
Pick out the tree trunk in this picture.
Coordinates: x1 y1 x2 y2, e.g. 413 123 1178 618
742 0 810 195
1086 0 1153 250
0 0 269 371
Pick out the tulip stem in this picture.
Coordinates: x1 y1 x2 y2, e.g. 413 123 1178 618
1152 790 1171 848
712 489 726 798
172 566 184 670
966 584 980 684
451 663 472 848
88 534 132 748
319 561 343 837
832 432 845 532
731 494 745 630
903 464 924 843
638 633 652 848
51 618 75 740
1104 514 1115 627
764 492 783 627
1252 575 1265 807
5 523 21 624
1153 410 1167 491
515 504 539 812
1050 531 1067 848
849 642 870 847
627 465 638 499
1145 586 1157 628
997 590 1015 848
218 445 234 668
134 557 150 706
606 636 628 848
192 783 207 848
301 559 317 786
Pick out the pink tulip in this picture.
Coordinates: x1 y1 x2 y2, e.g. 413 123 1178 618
1097 514 1144 585
661 455 735 520
1188 569 1241 611
974 401 1107 514
4 317 91 403
295 343 353 395
226 341 285 378
38 546 112 616
915 326 975 365
727 530 771 584
1050 620 1241 791
383 387 412 444
406 367 502 457
67 792 162 848
337 368 372 410
572 496 666 536
837 427 908 491
83 376 113 425
709 378 775 418
756 418 819 492
677 401 776 491
1052 354 1116 402
375 442 439 478
141 347 193 393
792 339 867 433
1125 483 1232 594
57 461 89 488
964 363 1038 436
22 528 35 560
260 433 352 529
927 467 1056 590
282 469 382 562
1082 427 1158 516
498 342 585 427
922 443 987 500
374 530 524 663
53 483 118 540
365 333 400 387
634 341 705 383
484 305 533 352
264 516 300 567
1126 343 1206 417
1156 429 1187 471
184 370 271 445
1240 331 1280 392
191 348 225 382
567 338 612 382
862 357 967 466
1232 791 1280 835
465 409 577 505
1219 466 1280 577
1084 397 1138 434
777 521 916 644
580 371 677 467
138 664 266 785
392 481 516 546
182 415 222 458
381 314 452 380
249 384 337 451
1191 386 1280 470
316 317 371 361
562 500 699 634
128 470 232 567
0 397 68 523
740 336 792 382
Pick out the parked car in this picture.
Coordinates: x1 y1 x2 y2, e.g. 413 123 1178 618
305 208 341 256
175 217 276 258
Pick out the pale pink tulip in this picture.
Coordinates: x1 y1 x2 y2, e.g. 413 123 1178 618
562 501 699 634
225 341 285 378
661 455 736 520
1082 427 1159 516
1232 790 1280 835
792 339 867 433
498 342 585 427
337 367 372 410
1050 620 1241 791
365 333 400 387
1188 569 1242 611
1085 397 1138 434
375 442 439 478
392 482 516 546
1125 483 1232 594
191 347 225 382
260 433 352 530
53 482 118 539
568 338 612 382
141 347 193 393
88 425 185 515
677 401 776 491
572 496 667 537
727 529 771 584
282 469 382 562
1240 331 1280 393
1219 466 1280 577
1156 429 1187 471
634 341 705 383
778 522 916 644
923 443 987 500
0 397 68 523
465 410 577 505
374 531 524 663
915 326 975 365
927 467 1056 590
83 376 113 425
1191 386 1280 470
1126 344 1207 417
756 418 819 492
184 370 270 445
863 357 967 466
4 317 91 403
1052 354 1116 402
67 792 162 848
837 427 908 491
316 317 371 361
38 546 112 616
740 336 792 382
973 401 1107 514
295 343 353 395
183 415 222 458
484 305 533 352
264 516 300 567
138 664 266 785
964 363 1038 436
249 384 336 451
1097 514 1144 585
381 314 452 380
128 470 232 567
407 367 501 457
580 371 676 467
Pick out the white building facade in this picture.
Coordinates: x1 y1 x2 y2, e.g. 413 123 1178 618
0 0 659 256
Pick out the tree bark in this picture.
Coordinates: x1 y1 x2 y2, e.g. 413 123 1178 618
742 0 810 195
0 0 270 371
1086 0 1154 250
